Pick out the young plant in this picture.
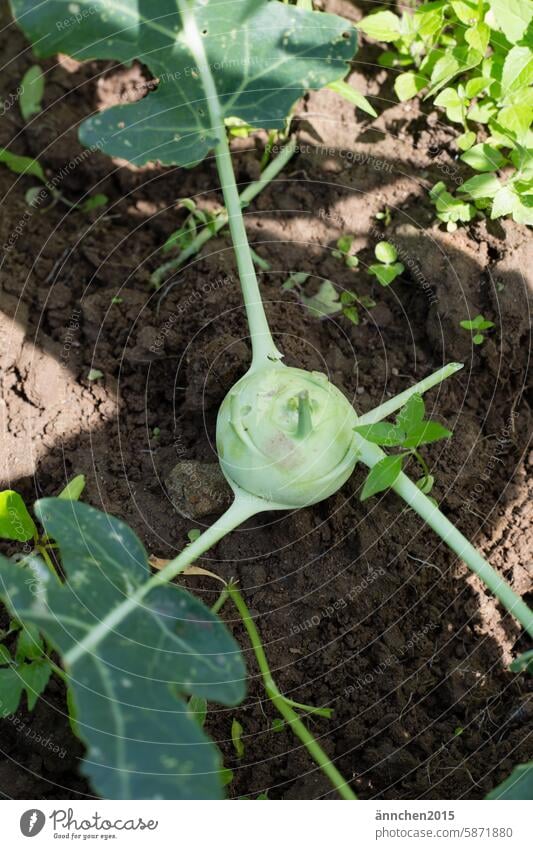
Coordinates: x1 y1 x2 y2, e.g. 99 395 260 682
0 147 108 212
332 234 359 269
460 314 495 345
354 393 451 499
358 2 533 226
284 274 375 325
19 64 44 121
150 138 297 291
5 0 533 804
368 240 404 286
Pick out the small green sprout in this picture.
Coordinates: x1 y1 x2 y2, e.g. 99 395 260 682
454 726 464 737
271 718 285 733
374 207 391 226
460 314 495 345
161 197 222 267
58 474 86 501
20 65 44 121
354 393 451 500
430 181 476 232
231 718 245 758
332 234 359 269
111 296 123 305
287 276 375 325
87 368 104 381
187 528 201 543
368 241 404 286
187 694 207 726
225 116 254 138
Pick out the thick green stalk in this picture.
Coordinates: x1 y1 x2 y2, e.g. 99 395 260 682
357 363 463 425
354 436 533 638
227 585 357 800
152 137 297 292
178 0 282 369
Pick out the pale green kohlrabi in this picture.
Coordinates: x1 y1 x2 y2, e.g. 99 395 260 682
217 366 357 508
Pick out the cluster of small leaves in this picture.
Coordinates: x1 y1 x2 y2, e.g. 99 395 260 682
283 273 375 325
460 313 495 344
332 234 360 269
354 393 452 500
359 1 533 227
368 241 405 286
0 478 86 718
162 198 221 255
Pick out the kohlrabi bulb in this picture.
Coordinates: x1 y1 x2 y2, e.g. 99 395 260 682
216 365 358 507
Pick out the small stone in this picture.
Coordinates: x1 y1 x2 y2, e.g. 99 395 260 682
165 461 232 519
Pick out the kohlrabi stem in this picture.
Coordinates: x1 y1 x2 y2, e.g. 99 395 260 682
153 137 297 292
226 584 357 800
63 496 257 667
178 0 282 369
357 362 463 425
354 436 533 638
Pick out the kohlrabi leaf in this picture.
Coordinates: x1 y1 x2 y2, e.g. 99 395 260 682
0 499 246 800
486 762 533 800
11 0 356 167
360 454 404 501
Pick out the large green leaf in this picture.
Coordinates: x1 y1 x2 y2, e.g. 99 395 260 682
11 0 356 166
0 499 246 799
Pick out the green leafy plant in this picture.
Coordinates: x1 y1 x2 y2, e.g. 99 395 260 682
354 393 450 498
368 241 404 286
460 313 495 344
332 234 360 269
359 1 533 226
5 0 533 804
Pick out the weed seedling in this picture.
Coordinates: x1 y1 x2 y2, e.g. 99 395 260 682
460 314 495 345
368 241 404 286
354 394 450 498
332 234 359 269
0 147 107 213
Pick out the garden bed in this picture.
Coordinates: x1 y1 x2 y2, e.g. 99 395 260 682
0 0 531 799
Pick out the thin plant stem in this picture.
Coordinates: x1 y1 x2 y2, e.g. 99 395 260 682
36 544 61 583
63 496 258 666
178 0 282 369
153 136 297 293
357 362 463 425
227 584 357 800
354 435 533 638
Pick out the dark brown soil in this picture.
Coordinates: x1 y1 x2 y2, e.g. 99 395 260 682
0 0 531 800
